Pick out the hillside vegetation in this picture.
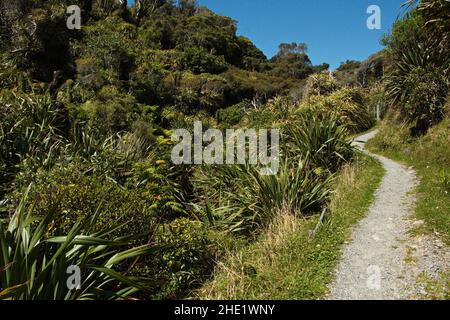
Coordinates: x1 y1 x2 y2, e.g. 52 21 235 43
198 155 384 299
366 0 449 243
0 0 448 300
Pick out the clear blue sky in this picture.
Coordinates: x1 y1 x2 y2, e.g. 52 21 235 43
130 0 407 69
197 0 406 69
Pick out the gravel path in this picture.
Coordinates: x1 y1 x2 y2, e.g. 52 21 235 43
328 130 448 300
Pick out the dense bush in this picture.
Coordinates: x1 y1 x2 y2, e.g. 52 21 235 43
193 158 335 236
192 109 355 236
0 187 156 300
217 102 248 127
149 218 215 299
82 17 136 79
303 72 341 98
9 5 75 82
175 11 242 65
130 58 172 105
383 3 450 134
367 84 389 120
138 16 176 49
301 87 375 133
79 86 142 135
415 0 450 52
0 0 377 300
284 112 354 172
182 47 228 74
386 60 448 135
9 161 155 242
237 36 266 71
268 42 315 80
0 91 64 195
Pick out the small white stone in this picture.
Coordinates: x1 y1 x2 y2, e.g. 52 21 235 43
412 220 424 227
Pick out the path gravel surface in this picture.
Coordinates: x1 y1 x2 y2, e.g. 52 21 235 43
328 130 448 300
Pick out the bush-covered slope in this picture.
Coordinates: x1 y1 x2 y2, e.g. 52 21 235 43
0 0 368 299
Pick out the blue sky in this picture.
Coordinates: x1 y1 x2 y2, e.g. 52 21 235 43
130 0 407 69
197 0 406 69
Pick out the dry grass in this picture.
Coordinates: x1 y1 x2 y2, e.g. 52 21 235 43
264 209 301 248
197 208 303 299
329 164 355 211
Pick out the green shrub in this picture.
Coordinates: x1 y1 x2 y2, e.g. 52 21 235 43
74 58 106 92
217 102 247 126
303 72 341 98
130 120 158 149
0 91 64 194
172 72 230 113
417 0 450 52
383 6 450 134
222 67 282 105
285 112 355 172
237 36 266 71
79 86 141 135
367 84 389 120
301 87 374 133
0 54 30 90
83 18 136 78
138 18 175 49
175 12 242 65
182 47 228 74
364 115 413 152
124 158 190 220
9 162 155 243
149 218 215 299
388 64 448 134
328 88 374 132
193 158 334 236
0 186 156 300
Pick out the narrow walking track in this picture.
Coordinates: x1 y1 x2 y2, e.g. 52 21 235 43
328 130 448 300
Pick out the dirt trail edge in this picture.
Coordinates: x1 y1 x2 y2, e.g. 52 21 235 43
328 130 448 300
